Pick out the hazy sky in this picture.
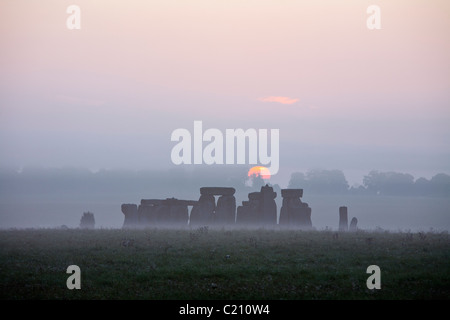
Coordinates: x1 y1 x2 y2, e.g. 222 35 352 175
1 0 449 186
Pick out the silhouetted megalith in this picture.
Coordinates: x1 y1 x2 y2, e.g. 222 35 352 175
236 185 277 226
190 194 215 226
122 198 195 228
349 217 358 232
121 185 315 229
279 189 312 229
144 198 191 226
215 195 236 224
260 185 277 225
141 199 166 206
236 204 247 225
281 189 303 198
121 204 138 228
339 206 348 232
191 187 236 226
166 198 189 225
200 187 235 196
138 200 164 226
238 192 261 225
248 192 262 201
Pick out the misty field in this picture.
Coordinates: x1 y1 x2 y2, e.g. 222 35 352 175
0 228 449 300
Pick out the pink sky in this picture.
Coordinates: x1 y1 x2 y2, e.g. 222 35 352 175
0 0 449 184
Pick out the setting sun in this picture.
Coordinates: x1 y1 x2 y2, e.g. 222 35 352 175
248 166 271 180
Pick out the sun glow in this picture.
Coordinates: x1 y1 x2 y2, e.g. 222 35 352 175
248 166 271 180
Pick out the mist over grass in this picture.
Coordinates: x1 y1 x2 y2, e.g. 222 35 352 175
1 195 449 231
0 166 449 230
1 228 449 299
1 167 449 199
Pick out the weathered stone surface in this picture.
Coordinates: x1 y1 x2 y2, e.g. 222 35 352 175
126 188 235 228
339 206 348 232
152 204 170 224
279 204 289 225
349 217 358 232
281 189 303 198
138 204 159 226
141 199 197 207
279 189 312 229
236 205 247 225
168 203 189 225
141 199 165 206
190 194 215 226
236 185 277 226
124 186 312 229
190 187 237 226
180 200 198 206
215 195 236 225
200 187 235 196
248 192 262 200
126 198 194 227
260 185 277 225
236 198 258 225
121 204 138 228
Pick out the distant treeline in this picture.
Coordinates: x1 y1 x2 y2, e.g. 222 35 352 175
0 167 449 199
0 166 253 201
288 170 450 197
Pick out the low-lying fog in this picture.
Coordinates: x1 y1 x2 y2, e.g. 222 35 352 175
1 195 449 232
1 167 449 232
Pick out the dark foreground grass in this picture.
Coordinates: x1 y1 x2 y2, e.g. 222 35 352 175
0 228 449 299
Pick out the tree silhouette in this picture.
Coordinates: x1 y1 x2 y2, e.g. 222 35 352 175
363 171 414 195
80 211 95 229
288 170 349 194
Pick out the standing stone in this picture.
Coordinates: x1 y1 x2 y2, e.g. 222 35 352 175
236 201 250 225
279 198 289 226
155 204 170 225
247 192 262 225
136 199 194 227
339 206 348 232
190 194 215 226
123 198 196 228
139 200 165 227
200 187 235 196
191 187 236 227
236 186 277 227
167 198 189 226
349 217 358 232
260 185 277 226
279 189 312 229
236 192 261 226
121 204 138 228
137 204 151 226
236 197 258 226
215 195 236 225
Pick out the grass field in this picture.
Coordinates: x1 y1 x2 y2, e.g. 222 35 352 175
0 228 449 300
